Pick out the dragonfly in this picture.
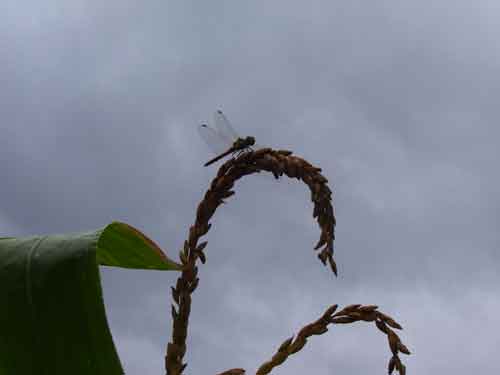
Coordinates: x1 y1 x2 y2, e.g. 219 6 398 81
198 110 260 167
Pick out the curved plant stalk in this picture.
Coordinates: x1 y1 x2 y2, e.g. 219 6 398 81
254 304 410 375
165 148 409 374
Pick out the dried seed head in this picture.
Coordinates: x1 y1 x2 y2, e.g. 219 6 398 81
288 337 307 354
379 312 403 330
376 319 389 334
188 277 199 293
171 286 180 304
388 356 396 374
329 257 338 276
171 304 178 320
387 330 399 354
167 146 341 374
278 336 294 352
194 240 207 251
336 304 361 315
197 249 206 264
331 316 357 324
271 351 287 366
360 311 378 322
314 231 327 249
317 251 328 265
179 249 188 265
359 305 379 313
215 369 246 375
398 342 411 355
324 304 339 317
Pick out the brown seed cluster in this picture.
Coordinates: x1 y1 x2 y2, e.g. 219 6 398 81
255 304 410 375
211 148 337 273
165 148 410 375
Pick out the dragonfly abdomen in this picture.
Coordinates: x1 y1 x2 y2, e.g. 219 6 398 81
203 147 236 167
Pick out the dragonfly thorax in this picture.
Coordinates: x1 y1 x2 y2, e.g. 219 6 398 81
233 136 255 149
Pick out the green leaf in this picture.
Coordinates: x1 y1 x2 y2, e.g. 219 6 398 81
0 221 183 375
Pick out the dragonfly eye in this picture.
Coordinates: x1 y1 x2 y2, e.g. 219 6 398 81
249 136 256 145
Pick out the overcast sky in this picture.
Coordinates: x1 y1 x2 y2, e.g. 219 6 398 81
1 1 499 374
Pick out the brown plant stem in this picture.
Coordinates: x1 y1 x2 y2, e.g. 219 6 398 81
255 304 410 375
165 148 337 375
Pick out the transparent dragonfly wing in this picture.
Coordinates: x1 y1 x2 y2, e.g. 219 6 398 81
198 124 233 155
199 111 273 178
214 110 265 150
214 110 240 142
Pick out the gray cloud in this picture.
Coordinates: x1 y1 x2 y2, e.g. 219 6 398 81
2 1 499 373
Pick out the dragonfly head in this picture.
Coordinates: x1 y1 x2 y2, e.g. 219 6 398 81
246 136 256 146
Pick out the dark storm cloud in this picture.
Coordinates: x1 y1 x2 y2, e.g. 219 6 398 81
2 1 498 374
